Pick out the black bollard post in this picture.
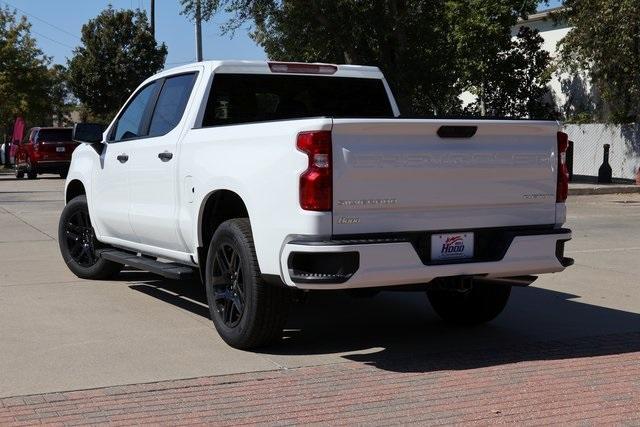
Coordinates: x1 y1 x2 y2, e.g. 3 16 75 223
567 140 574 182
597 144 612 184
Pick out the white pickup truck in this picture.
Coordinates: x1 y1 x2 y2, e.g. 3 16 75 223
60 60 572 349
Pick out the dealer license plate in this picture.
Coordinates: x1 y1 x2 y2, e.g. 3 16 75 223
430 232 474 262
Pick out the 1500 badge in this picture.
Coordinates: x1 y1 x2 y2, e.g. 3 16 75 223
337 217 360 224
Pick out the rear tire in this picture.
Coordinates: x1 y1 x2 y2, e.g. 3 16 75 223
26 159 37 179
427 279 511 325
59 169 68 179
58 195 122 280
205 218 290 349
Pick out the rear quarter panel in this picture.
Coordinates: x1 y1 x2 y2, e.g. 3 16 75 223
179 118 334 275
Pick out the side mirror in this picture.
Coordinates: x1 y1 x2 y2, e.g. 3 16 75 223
73 123 106 154
72 123 105 144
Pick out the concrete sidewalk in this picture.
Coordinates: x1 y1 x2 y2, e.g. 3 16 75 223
569 182 640 196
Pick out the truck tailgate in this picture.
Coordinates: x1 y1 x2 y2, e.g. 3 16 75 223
331 119 559 235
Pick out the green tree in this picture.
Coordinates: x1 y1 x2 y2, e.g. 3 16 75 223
0 6 53 131
67 7 167 119
559 0 640 123
466 27 555 118
180 0 551 117
251 1 462 115
452 1 555 118
49 65 76 126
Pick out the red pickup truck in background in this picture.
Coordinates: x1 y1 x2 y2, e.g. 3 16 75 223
15 127 78 179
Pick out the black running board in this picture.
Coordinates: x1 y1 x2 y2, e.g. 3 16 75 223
100 249 195 280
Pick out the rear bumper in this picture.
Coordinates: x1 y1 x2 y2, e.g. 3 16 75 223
32 160 70 173
280 228 572 290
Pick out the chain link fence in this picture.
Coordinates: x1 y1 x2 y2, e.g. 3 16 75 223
565 124 640 181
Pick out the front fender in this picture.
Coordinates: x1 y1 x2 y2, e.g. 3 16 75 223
64 144 104 236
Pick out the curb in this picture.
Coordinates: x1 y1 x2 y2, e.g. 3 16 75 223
569 186 640 196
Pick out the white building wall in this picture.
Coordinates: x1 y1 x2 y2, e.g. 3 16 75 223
534 27 572 108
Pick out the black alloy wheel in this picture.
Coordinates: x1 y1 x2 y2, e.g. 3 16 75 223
211 243 246 328
204 218 290 349
64 208 99 267
58 195 122 280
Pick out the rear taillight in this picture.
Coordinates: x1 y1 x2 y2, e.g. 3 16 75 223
557 131 569 202
297 131 332 211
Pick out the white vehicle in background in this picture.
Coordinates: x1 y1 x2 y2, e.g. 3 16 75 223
59 60 573 349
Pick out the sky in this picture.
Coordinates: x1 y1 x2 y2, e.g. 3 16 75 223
3 0 563 69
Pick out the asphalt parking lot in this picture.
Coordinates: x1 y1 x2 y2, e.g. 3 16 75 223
1 175 639 424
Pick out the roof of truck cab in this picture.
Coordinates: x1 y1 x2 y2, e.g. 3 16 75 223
160 60 385 80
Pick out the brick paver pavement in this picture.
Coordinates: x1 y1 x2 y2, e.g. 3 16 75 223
2 332 639 426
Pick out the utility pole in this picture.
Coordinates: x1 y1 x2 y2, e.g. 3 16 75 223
195 0 203 61
150 0 155 40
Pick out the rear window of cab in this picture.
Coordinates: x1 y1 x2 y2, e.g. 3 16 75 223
37 129 73 142
202 73 394 127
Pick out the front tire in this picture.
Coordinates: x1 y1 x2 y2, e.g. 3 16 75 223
427 279 511 325
205 218 290 349
58 195 122 280
15 169 24 179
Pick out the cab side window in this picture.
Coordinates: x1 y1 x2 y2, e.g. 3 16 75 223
148 73 197 137
110 82 159 142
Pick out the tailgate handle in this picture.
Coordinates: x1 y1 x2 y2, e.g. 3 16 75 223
437 126 478 139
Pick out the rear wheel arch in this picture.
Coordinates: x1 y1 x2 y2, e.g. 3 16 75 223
66 180 86 204
198 189 250 257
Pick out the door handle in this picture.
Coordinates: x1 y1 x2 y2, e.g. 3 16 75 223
158 151 173 162
116 153 129 163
